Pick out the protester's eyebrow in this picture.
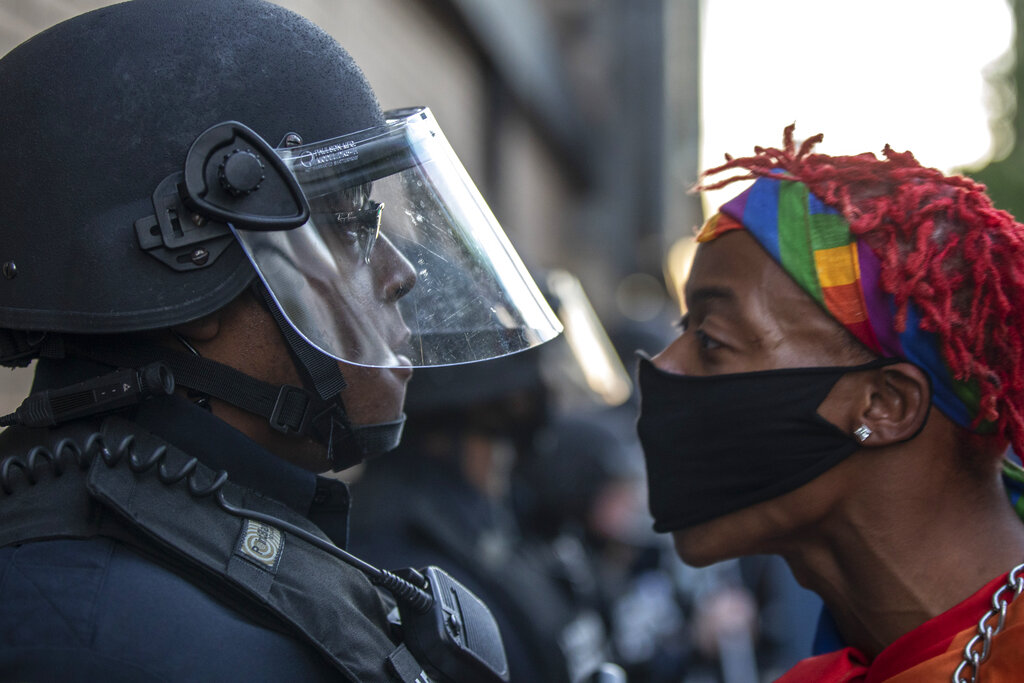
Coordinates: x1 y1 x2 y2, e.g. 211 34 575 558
684 285 737 310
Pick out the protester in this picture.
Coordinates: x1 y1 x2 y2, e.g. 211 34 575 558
637 126 1024 681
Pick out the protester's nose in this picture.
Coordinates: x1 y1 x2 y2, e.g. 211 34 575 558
651 335 689 375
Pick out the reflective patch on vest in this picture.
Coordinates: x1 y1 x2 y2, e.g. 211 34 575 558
235 518 284 573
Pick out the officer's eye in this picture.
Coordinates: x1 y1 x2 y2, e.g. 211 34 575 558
334 212 369 240
333 201 383 264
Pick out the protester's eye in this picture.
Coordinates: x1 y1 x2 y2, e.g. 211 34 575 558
677 314 722 350
695 329 722 351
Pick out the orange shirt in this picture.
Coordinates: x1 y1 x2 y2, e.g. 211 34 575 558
776 572 1024 682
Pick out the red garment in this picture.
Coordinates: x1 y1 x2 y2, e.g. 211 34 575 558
776 572 1024 682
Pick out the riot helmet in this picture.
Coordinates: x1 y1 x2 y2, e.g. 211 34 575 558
0 0 560 468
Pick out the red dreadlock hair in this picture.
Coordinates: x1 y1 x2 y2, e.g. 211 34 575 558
698 125 1024 456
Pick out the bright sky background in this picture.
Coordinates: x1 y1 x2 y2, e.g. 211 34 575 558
699 0 1015 213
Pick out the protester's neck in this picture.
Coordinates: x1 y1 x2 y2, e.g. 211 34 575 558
783 436 1024 658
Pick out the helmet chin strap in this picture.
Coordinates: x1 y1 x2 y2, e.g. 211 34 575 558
319 410 406 472
52 287 405 472
59 334 402 472
252 282 405 471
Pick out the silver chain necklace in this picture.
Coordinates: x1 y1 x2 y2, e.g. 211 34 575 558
951 562 1024 683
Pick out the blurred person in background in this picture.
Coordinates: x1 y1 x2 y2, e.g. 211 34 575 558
637 126 1024 681
540 356 813 682
513 407 690 683
348 271 629 683
349 348 606 683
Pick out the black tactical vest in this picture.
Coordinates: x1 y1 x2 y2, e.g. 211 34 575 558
0 417 427 683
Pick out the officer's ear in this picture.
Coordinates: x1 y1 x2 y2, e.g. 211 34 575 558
171 312 222 344
169 289 269 349
857 362 931 446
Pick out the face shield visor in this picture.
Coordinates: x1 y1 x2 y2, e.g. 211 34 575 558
540 270 633 409
230 107 561 368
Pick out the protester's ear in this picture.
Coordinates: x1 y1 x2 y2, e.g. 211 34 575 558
858 363 931 446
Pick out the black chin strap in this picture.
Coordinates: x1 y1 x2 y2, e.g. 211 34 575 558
64 339 323 435
15 279 406 470
252 282 406 469
60 336 403 471
255 284 346 401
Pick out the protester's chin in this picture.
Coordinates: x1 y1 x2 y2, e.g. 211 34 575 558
671 517 746 568
672 529 720 567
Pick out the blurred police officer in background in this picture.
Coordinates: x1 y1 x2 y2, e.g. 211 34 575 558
0 0 562 680
348 271 633 683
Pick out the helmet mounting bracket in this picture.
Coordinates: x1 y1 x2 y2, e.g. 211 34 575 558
182 121 310 231
135 121 312 272
134 173 236 272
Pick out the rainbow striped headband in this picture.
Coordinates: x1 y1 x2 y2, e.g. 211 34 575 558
696 175 984 432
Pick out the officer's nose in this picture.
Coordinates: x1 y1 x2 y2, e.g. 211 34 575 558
371 233 416 303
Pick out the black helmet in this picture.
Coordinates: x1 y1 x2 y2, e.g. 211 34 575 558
0 0 561 467
0 0 384 335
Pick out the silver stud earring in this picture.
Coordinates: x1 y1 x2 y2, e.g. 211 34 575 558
854 424 872 443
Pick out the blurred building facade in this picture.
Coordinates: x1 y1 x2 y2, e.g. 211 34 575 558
0 0 700 415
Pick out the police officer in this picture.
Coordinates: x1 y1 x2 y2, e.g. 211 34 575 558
0 1 561 681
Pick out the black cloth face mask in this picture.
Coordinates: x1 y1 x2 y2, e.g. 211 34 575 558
636 354 898 532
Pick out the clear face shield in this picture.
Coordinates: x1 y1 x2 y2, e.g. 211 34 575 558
230 107 562 368
540 270 633 409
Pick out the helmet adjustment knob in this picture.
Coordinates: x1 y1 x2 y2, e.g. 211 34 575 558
183 121 309 231
218 148 265 196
